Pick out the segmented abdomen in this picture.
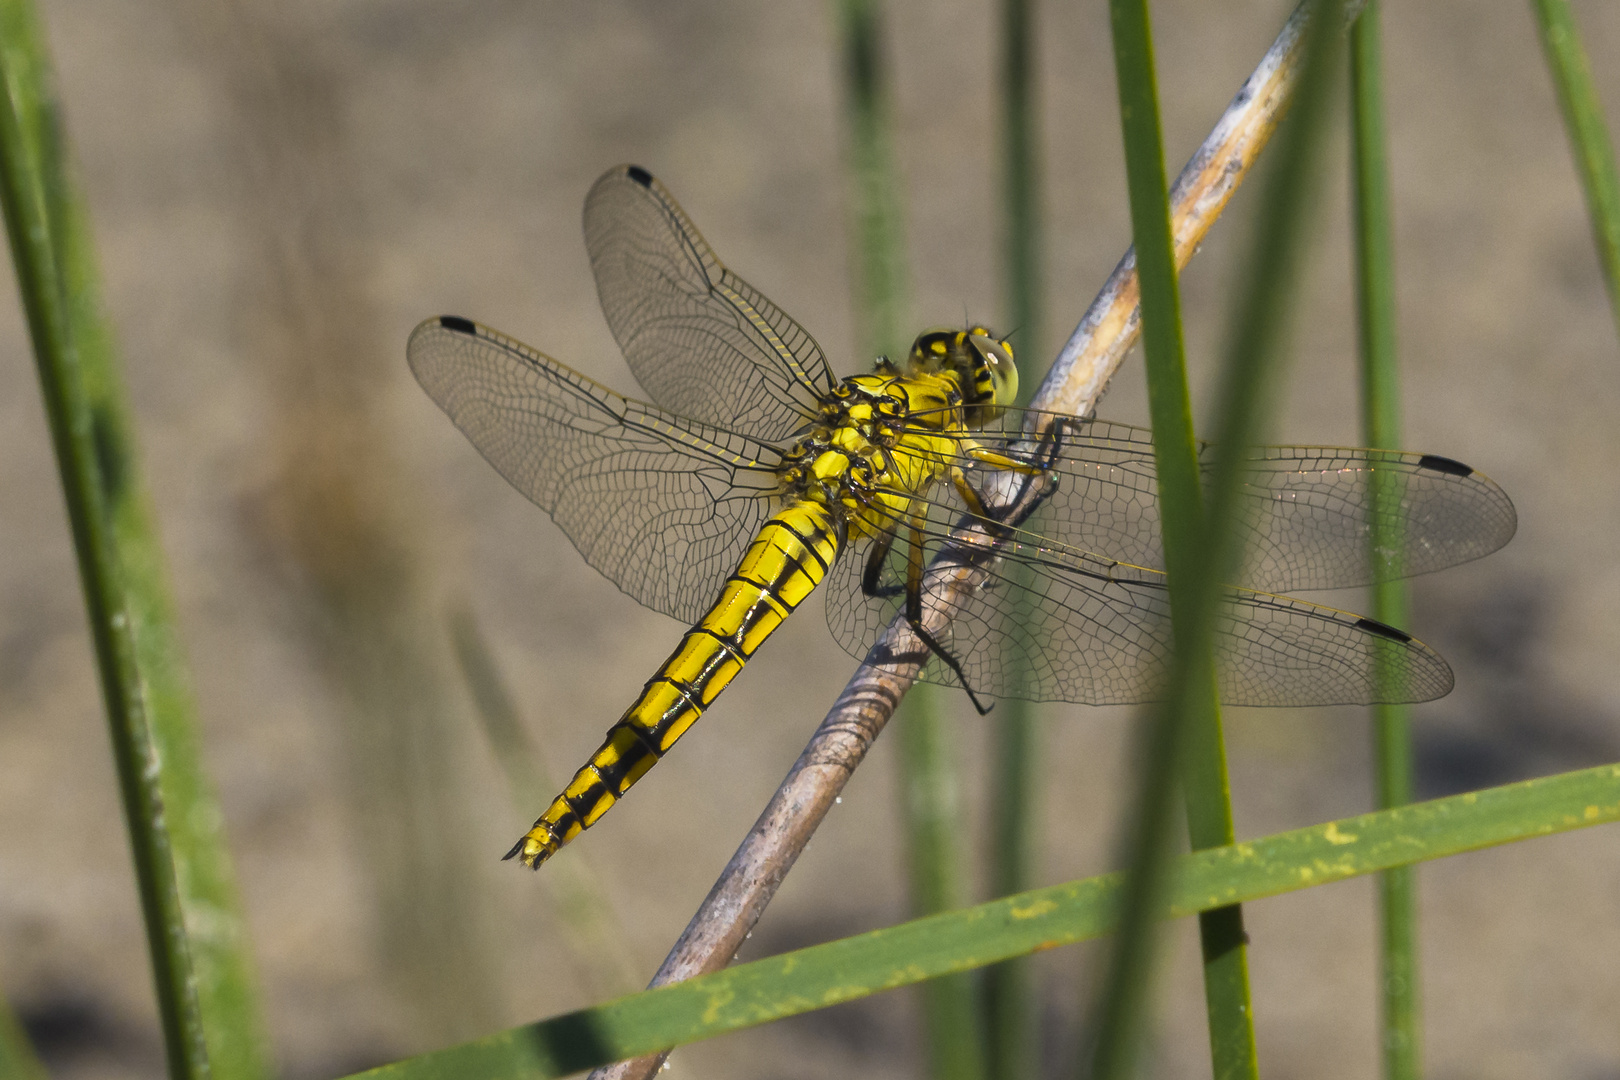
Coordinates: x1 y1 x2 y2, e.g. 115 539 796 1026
508 500 842 868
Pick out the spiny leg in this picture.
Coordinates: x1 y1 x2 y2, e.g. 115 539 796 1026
964 442 1049 477
950 465 999 523
902 504 993 715
952 421 1071 541
862 523 899 597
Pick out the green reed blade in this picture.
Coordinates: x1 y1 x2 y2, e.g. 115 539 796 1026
0 4 269 1079
984 692 1038 1080
999 0 1042 387
899 685 989 1080
1090 0 1299 1073
0 994 45 1080
1170 5 1345 1070
839 0 908 361
345 762 1620 1080
1350 5 1422 1077
985 0 1044 1076
836 0 986 1076
1529 0 1620 336
1091 0 1219 1072
449 608 642 999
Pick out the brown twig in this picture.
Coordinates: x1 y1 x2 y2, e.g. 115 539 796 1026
589 3 1357 1077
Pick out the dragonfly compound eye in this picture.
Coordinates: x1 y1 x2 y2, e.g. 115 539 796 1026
964 330 1018 419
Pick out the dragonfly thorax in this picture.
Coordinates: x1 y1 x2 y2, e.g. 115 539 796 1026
776 369 975 542
779 381 898 498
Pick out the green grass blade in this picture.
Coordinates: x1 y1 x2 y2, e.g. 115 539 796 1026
1529 0 1620 335
344 762 1620 1080
984 693 1038 1080
1175 6 1345 1069
0 996 45 1080
1350 5 1422 1077
999 0 1042 386
0 4 269 1079
836 1 985 1075
1199 0 1345 571
449 607 555 813
899 685 988 1080
985 0 1044 1076
1092 0 1261 1075
448 608 642 999
1090 0 1211 1066
839 0 908 359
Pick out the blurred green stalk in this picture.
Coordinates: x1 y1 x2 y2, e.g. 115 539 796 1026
899 685 988 1080
1089 2 1344 1078
0 995 45 1080
984 689 1038 1080
839 0 907 359
1529 0 1620 335
449 608 642 998
1350 5 1421 1077
836 1 985 1076
0 3 269 1079
202 5 500 1039
984 0 1043 1077
1090 0 1246 1075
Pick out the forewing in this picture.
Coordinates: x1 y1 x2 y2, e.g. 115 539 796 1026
408 316 781 625
584 165 837 442
824 479 1453 706
954 410 1516 593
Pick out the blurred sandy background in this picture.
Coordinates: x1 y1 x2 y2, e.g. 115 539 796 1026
1 0 1618 1077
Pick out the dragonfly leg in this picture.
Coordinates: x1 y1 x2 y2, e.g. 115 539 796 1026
950 466 999 523
955 422 1071 529
862 527 900 597
964 443 1047 476
903 510 993 715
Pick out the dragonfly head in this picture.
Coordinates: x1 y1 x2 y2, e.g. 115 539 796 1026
904 326 1019 425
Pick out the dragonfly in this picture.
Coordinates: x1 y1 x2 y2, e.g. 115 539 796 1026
408 164 1516 869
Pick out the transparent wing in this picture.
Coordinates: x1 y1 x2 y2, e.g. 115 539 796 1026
408 316 783 625
930 409 1517 593
584 164 837 442
824 490 1454 707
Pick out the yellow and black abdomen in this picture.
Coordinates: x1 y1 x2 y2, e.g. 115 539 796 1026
509 499 842 868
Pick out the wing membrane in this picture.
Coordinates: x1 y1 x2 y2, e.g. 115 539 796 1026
584 165 837 442
408 316 782 624
920 409 1517 593
824 490 1454 707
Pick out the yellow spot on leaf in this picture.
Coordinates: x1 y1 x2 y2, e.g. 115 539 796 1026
1010 899 1058 920
1322 821 1357 846
823 985 864 1005
700 988 736 1025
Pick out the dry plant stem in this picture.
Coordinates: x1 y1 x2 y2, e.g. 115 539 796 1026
590 4 1361 1078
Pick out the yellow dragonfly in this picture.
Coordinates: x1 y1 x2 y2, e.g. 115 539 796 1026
408 164 1516 869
